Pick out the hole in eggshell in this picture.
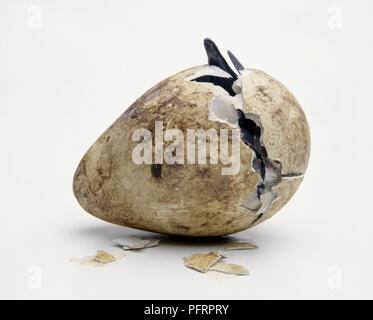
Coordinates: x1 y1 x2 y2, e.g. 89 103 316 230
183 38 290 223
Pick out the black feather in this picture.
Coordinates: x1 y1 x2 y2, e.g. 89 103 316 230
203 38 238 80
227 50 244 73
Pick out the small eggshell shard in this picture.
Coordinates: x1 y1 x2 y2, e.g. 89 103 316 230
112 236 150 249
206 270 237 281
112 236 160 250
143 238 160 248
70 252 126 267
73 38 311 237
95 250 116 264
69 256 96 266
225 242 258 250
183 252 222 273
209 263 249 276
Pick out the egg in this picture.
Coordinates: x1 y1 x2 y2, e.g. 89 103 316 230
73 38 310 236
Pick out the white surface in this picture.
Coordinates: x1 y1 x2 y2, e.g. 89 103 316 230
1 0 372 299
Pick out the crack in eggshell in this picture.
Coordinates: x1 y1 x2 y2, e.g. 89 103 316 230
185 64 284 223
182 40 309 225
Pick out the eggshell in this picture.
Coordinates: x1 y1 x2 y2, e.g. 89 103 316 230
73 66 310 236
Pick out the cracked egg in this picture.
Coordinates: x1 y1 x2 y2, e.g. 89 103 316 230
73 38 310 236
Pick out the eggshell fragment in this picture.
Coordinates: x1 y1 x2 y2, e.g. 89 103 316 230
209 263 249 275
225 242 258 250
70 252 126 267
112 236 160 250
95 250 116 263
183 252 222 273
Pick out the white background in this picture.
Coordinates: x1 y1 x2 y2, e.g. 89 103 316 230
1 0 372 299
